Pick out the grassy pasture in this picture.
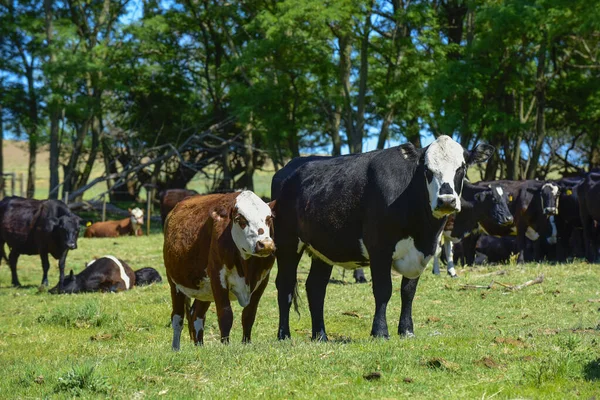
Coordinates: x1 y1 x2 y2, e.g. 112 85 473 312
0 233 599 399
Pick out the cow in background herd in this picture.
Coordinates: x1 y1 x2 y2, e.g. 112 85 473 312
84 207 144 238
159 189 198 228
0 196 81 291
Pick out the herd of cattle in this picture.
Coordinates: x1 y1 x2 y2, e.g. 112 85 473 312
1 135 600 350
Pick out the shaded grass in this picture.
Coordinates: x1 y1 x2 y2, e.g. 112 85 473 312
0 234 599 399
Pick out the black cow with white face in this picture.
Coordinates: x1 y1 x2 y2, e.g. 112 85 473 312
578 172 600 262
274 135 494 341
432 182 513 277
0 197 81 290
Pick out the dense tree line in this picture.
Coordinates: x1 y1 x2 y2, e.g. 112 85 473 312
0 0 599 200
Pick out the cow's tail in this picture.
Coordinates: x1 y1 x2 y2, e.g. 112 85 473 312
292 281 301 318
0 241 7 265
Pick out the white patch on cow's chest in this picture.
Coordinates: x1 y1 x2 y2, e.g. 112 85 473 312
495 186 504 196
220 266 251 307
526 226 540 241
103 255 130 289
391 238 430 279
175 276 213 301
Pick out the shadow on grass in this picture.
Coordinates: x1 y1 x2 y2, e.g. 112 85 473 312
583 359 600 381
0 284 38 290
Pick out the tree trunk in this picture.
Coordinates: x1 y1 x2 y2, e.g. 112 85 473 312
27 132 37 198
45 0 60 199
405 117 422 148
377 106 395 150
328 102 342 156
242 118 255 191
0 105 3 197
526 34 547 180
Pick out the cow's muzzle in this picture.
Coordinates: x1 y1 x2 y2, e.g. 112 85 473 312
501 215 514 226
435 195 458 215
67 242 77 250
544 207 558 216
254 238 275 256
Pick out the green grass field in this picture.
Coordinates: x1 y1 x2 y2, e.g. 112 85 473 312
1 233 599 399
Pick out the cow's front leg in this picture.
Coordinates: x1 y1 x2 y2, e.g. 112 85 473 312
398 276 420 337
40 252 50 286
187 299 210 346
370 256 392 338
57 251 68 291
8 250 21 287
212 275 234 344
242 275 270 343
443 239 457 277
306 258 333 341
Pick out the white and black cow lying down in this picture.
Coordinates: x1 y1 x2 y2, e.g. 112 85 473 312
432 182 513 277
274 135 494 341
48 256 162 293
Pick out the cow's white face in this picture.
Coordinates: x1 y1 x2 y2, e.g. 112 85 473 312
231 191 275 259
424 135 494 219
129 207 144 226
424 136 468 218
541 183 560 215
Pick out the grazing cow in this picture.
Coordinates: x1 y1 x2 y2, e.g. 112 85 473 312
164 191 276 349
432 182 513 277
272 155 367 284
134 267 162 286
0 196 80 290
84 208 144 238
159 189 198 228
274 135 494 341
578 172 600 262
49 255 135 294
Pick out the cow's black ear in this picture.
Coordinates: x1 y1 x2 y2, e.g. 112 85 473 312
397 143 421 162
69 270 74 278
474 191 488 202
42 217 59 232
467 144 495 165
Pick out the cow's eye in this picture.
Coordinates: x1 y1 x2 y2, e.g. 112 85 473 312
425 168 434 183
235 215 248 229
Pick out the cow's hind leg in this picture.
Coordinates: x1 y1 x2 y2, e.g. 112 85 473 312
187 300 210 346
8 250 21 287
168 279 187 351
398 276 420 337
40 252 50 286
306 258 333 341
242 276 270 343
275 243 302 340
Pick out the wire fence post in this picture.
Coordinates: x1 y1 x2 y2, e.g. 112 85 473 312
19 173 24 197
102 195 107 222
146 188 152 236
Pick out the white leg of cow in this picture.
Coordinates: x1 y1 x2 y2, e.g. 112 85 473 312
444 238 457 278
172 314 184 351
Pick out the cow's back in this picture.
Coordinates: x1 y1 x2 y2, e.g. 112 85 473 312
163 192 237 287
0 197 43 252
159 189 198 227
271 156 329 200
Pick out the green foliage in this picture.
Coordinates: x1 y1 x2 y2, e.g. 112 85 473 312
54 364 111 396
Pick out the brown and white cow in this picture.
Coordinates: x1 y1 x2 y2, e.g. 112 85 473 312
163 190 275 350
84 208 144 238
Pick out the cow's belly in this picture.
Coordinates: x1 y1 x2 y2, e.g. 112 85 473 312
391 238 431 279
174 277 214 302
302 239 370 270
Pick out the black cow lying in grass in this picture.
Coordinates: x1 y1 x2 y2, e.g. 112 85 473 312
49 256 162 294
0 196 80 291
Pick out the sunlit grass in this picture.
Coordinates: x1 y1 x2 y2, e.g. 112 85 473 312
1 232 599 399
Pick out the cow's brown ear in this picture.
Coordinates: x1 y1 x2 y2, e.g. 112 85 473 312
268 200 276 218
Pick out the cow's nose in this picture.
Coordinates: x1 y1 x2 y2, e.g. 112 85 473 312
503 215 514 225
436 195 457 211
68 243 77 250
255 238 275 255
